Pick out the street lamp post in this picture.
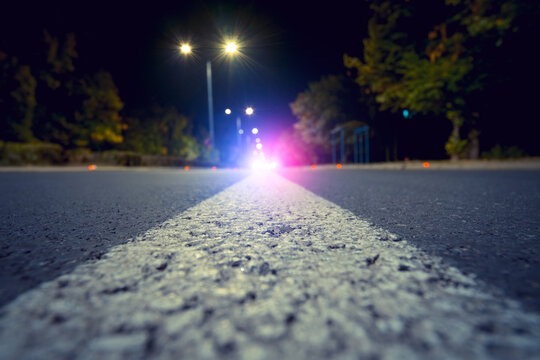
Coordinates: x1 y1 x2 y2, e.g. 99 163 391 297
225 107 254 165
206 61 215 161
180 41 239 163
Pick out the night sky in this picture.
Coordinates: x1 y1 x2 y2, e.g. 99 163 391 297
1 1 370 151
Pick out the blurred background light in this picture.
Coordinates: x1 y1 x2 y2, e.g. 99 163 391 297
180 43 191 54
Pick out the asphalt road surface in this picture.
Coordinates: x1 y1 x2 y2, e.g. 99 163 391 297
280 168 540 313
1 167 539 359
0 169 246 307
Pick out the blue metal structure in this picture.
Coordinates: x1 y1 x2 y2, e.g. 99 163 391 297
353 126 370 164
331 126 345 164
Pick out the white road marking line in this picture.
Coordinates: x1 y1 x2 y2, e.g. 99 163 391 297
1 172 539 360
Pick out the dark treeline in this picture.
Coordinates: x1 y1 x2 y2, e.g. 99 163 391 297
285 0 539 164
0 30 199 162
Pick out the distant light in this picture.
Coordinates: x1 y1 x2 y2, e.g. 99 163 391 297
180 43 191 54
184 165 190 171
336 163 342 169
88 164 96 171
212 166 217 171
239 129 244 134
253 150 258 156
251 128 259 135
245 107 254 116
255 138 261 143
259 152 265 157
423 162 430 168
402 109 409 118
250 158 279 171
225 42 238 54
311 164 317 170
225 109 231 115
256 143 263 150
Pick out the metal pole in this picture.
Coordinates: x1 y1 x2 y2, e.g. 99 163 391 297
206 61 215 162
340 128 345 164
236 116 242 150
354 131 358 164
365 127 370 163
331 132 336 164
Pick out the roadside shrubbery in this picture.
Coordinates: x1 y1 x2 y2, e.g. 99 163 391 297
481 145 527 160
0 141 63 165
0 143 200 167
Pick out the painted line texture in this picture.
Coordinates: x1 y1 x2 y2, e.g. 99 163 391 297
0 173 539 360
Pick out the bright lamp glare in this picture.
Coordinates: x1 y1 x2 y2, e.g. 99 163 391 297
245 107 254 116
255 138 261 143
225 42 238 54
239 129 244 134
225 109 231 115
250 157 280 171
251 128 258 135
180 44 191 54
256 143 263 150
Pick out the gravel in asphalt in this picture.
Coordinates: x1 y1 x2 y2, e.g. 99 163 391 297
0 169 246 307
1 173 539 359
280 168 540 313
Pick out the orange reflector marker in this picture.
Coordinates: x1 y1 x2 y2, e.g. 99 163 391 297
423 162 430 168
88 164 96 171
211 166 217 171
311 164 317 169
184 166 190 171
336 163 342 169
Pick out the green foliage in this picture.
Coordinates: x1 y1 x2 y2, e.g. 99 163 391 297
76 71 124 149
122 106 199 160
100 150 142 166
290 75 363 150
0 53 37 142
481 144 526 159
0 141 63 165
345 0 519 159
1 30 201 164
34 31 80 147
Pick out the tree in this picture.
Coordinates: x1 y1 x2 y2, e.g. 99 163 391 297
0 52 37 142
75 71 124 150
33 31 80 146
122 105 199 160
345 0 519 160
290 75 364 162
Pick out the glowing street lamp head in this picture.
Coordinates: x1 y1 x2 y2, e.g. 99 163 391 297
245 107 254 116
180 43 191 54
251 128 259 135
225 42 238 54
225 108 232 115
